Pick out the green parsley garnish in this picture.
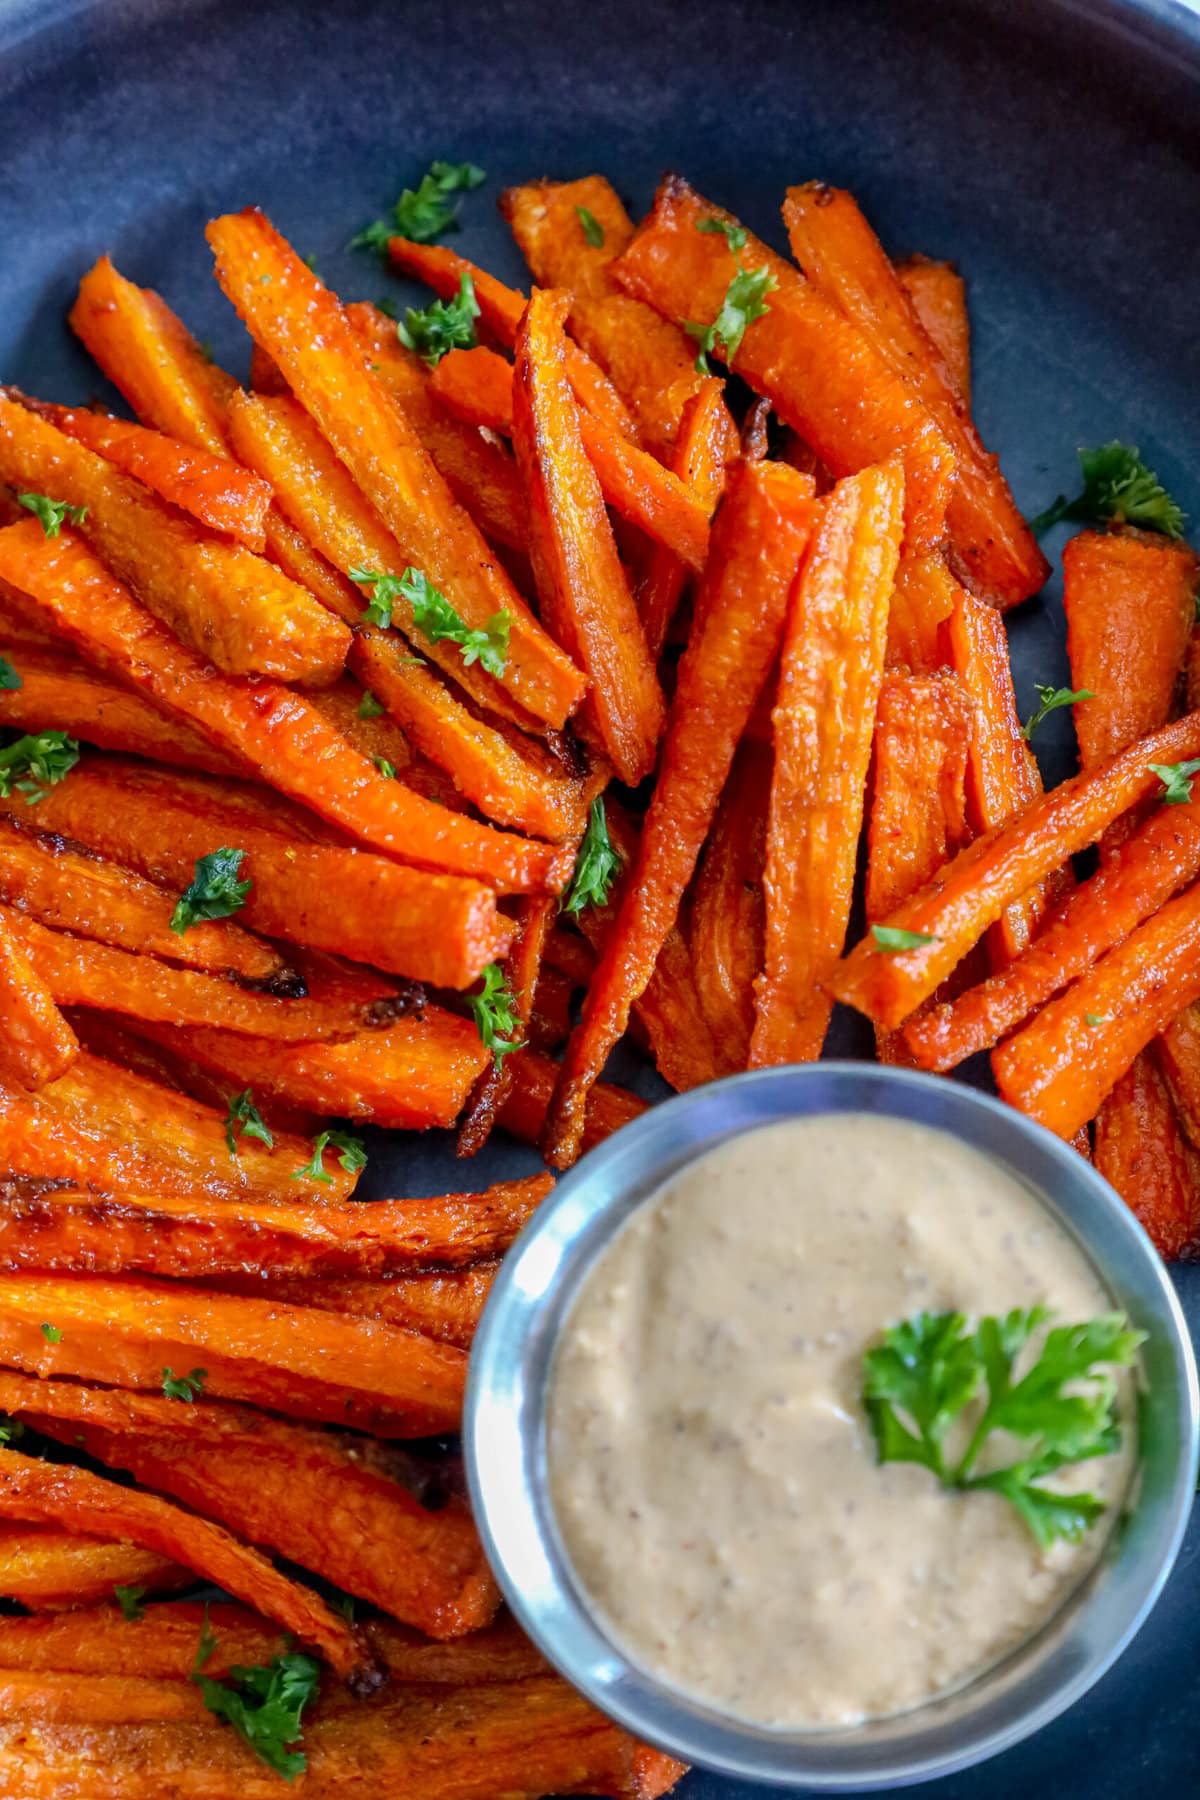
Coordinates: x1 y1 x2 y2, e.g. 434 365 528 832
0 1416 24 1445
194 1651 321 1782
350 160 486 254
396 271 480 366
686 265 775 374
114 1583 147 1622
0 656 21 690
1085 1013 1109 1028
870 925 940 952
16 493 88 538
1150 759 1200 805
357 688 386 720
696 217 748 252
0 730 80 805
468 962 520 1066
562 797 622 918
1021 684 1094 742
350 567 509 676
40 1323 62 1344
292 1129 368 1186
162 1367 207 1403
170 848 251 935
576 205 605 248
224 1090 273 1159
373 756 397 779
1031 443 1186 539
863 1306 1144 1548
193 1603 218 1674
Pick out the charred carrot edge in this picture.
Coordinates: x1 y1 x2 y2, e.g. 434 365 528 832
0 1528 190 1611
636 380 740 661
1158 1006 1200 1151
688 741 773 1073
0 395 349 685
25 400 273 551
206 1265 498 1352
894 256 971 405
832 709 1200 1031
513 289 664 786
545 462 817 1165
885 550 960 674
0 525 570 895
993 876 1200 1139
750 461 903 1066
0 1447 374 1685
497 1046 646 1153
0 1176 551 1280
783 184 1044 607
458 894 559 1157
612 176 956 554
206 208 585 731
1094 1050 1200 1260
0 914 78 1090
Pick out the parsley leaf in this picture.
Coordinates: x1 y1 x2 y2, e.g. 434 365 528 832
224 1090 273 1159
357 688 385 720
468 962 519 1066
871 925 940 952
349 567 402 629
193 1603 218 1674
291 1129 368 1185
1085 1012 1109 1027
16 492 88 538
350 160 486 254
40 1322 62 1344
396 271 480 366
1021 684 1094 742
406 566 510 675
1150 759 1200 805
170 848 251 934
193 1652 321 1782
1031 443 1186 538
114 1583 147 1622
374 756 397 779
162 1367 207 1403
686 265 775 374
562 797 622 918
0 656 21 690
696 217 748 252
0 1416 24 1445
0 730 80 805
576 205 605 248
863 1306 1144 1548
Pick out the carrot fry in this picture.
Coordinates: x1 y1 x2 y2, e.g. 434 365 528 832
206 1265 498 1350
894 256 971 405
0 1525 190 1611
547 462 817 1163
428 344 517 431
0 1273 467 1440
0 1670 211 1726
636 380 740 661
885 550 959 673
783 184 1043 607
0 912 78 1090
0 395 348 684
1094 1050 1200 1259
304 676 470 815
513 289 664 784
688 740 773 1072
993 876 1200 1139
207 208 584 730
0 1050 355 1202
497 1047 646 1152
0 1448 373 1685
543 924 598 987
613 176 955 553
502 175 637 295
750 462 902 1065
0 1176 550 1279
22 400 273 550
458 895 557 1157
1159 1006 1200 1150
832 710 1200 1030
0 525 569 895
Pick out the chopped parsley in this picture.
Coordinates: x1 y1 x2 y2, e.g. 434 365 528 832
870 925 940 952
1031 443 1186 538
1021 684 1094 742
468 962 520 1066
350 566 509 676
696 217 748 252
396 272 480 366
292 1129 368 1185
576 205 605 247
1085 1013 1109 1028
224 1090 273 1159
1150 759 1200 805
686 265 775 374
194 1652 321 1781
562 797 622 918
373 756 397 779
170 848 251 934
0 731 80 805
349 160 486 254
162 1367 207 1403
40 1323 62 1344
0 656 21 690
357 688 386 720
114 1583 147 1622
16 493 88 538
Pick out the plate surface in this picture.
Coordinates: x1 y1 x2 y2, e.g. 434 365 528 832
1 0 1198 1790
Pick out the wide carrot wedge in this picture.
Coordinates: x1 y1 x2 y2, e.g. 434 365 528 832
688 740 773 1073
210 1265 498 1350
207 208 584 730
613 177 955 552
0 525 569 895
750 462 903 1065
0 1526 189 1611
0 913 78 1089
894 256 971 405
636 380 740 660
832 710 1200 1030
546 462 817 1163
1094 1050 1199 1259
783 184 1044 607
0 396 348 683
0 1448 372 1684
885 550 959 673
514 289 665 784
23 401 272 550
0 1176 550 1279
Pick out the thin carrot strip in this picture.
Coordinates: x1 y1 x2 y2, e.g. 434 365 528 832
206 1266 497 1351
497 1047 646 1153
1158 1006 1200 1149
750 461 903 1065
1094 1050 1200 1259
688 739 773 1073
0 913 78 1090
885 550 959 674
613 176 955 553
832 710 1200 1030
546 462 817 1164
894 256 971 405
0 1527 189 1612
0 524 569 894
636 380 740 660
783 184 1044 607
458 894 558 1157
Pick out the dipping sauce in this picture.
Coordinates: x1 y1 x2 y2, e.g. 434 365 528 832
547 1114 1135 1729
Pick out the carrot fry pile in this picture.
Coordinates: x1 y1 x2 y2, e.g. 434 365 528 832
0 156 1196 1792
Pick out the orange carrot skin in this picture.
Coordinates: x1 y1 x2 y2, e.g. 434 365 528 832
993 877 1200 1139
866 672 974 922
209 1265 498 1351
0 915 78 1090
498 1048 646 1153
895 256 972 405
501 175 637 299
750 460 904 1066
832 710 1200 1030
513 289 665 785
783 184 1044 608
1158 1006 1200 1149
904 792 1200 1070
613 176 955 553
885 551 959 674
546 462 817 1165
430 344 518 432
636 379 741 660
0 1526 189 1612
689 739 773 1072
1094 1050 1199 1259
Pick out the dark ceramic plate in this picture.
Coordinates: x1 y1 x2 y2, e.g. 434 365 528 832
2 0 1198 1790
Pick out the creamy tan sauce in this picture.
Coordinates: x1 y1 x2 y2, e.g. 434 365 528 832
547 1114 1134 1729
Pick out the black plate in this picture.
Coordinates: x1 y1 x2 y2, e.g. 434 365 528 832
1 0 1198 1790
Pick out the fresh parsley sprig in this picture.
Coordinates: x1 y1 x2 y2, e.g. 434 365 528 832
562 797 622 918
0 656 20 691
190 1609 321 1784
350 567 509 677
863 1306 1143 1548
1150 759 1200 805
576 205 605 248
16 492 88 538
1021 683 1093 742
0 731 80 805
357 689 385 720
114 1583 147 1622
40 1323 62 1344
696 217 748 252
224 1090 273 1159
870 925 940 952
468 962 520 1066
170 848 251 935
397 272 480 366
686 265 775 375
292 1129 368 1185
350 160 486 255
1031 443 1186 539
162 1367 207 1403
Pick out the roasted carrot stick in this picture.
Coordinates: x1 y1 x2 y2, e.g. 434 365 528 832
497 1047 646 1152
885 550 959 673
865 673 974 918
832 710 1200 1030
1093 1050 1199 1259
0 1526 189 1612
0 912 78 1090
0 1448 372 1685
458 895 558 1157
0 396 348 684
428 345 517 431
206 208 585 730
636 380 740 660
546 462 817 1163
613 176 955 554
513 289 664 785
0 525 570 895
208 1265 498 1350
688 740 773 1072
894 256 971 405
21 400 273 550
783 184 1044 607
